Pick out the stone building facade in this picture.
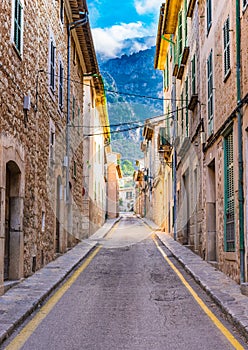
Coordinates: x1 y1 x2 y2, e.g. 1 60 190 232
150 0 248 283
106 150 122 219
0 0 108 293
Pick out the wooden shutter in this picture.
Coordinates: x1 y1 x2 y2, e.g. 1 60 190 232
207 51 213 135
223 17 230 77
191 55 196 95
207 0 212 32
59 62 63 108
224 130 235 252
50 40 55 91
185 77 188 137
178 11 183 62
14 0 23 52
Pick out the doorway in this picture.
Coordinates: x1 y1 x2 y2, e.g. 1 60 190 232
55 176 62 253
206 160 217 261
4 161 23 280
182 170 190 245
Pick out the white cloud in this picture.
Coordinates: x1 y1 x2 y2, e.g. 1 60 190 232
134 0 162 15
92 22 155 60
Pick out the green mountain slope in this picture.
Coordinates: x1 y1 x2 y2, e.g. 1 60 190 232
100 47 163 162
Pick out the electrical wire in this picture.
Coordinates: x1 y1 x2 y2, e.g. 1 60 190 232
37 69 190 102
83 106 188 137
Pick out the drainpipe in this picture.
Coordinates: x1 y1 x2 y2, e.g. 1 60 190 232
236 0 245 283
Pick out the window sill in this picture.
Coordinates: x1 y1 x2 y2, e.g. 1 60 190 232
224 252 236 261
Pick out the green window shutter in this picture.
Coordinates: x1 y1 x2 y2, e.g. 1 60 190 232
178 11 183 62
184 0 187 46
72 96 75 124
185 77 188 137
73 161 77 179
170 35 173 59
50 40 55 91
207 51 213 135
59 61 63 108
181 92 184 136
223 16 230 77
224 130 235 252
60 0 64 24
164 53 169 90
207 0 212 32
14 0 23 53
191 55 196 94
77 107 80 134
167 106 170 140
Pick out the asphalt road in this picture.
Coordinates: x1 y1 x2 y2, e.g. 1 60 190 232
3 214 248 350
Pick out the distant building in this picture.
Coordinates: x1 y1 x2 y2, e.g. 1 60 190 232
119 176 135 212
106 150 122 219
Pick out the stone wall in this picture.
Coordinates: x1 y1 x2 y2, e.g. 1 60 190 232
0 0 90 291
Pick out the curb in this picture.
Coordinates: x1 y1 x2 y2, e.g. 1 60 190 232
156 232 248 341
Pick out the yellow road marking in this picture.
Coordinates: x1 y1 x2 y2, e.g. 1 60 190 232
105 220 121 239
4 246 101 350
153 237 244 350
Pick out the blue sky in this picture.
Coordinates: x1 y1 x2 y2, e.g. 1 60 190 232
87 0 162 59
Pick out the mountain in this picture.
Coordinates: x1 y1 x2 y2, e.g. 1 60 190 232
100 46 163 162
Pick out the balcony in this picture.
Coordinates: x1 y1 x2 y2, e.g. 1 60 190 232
158 127 172 161
188 94 198 111
143 121 154 141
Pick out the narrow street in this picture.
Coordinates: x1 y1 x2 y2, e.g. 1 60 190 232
2 215 247 350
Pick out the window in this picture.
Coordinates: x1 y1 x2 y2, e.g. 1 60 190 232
72 96 76 124
223 16 231 78
181 92 184 136
73 161 77 179
13 0 23 54
41 211 45 232
164 53 169 90
224 129 235 252
60 0 64 24
185 77 188 137
49 120 55 167
206 0 212 33
191 54 196 95
126 192 133 199
178 11 183 61
184 0 187 45
58 60 64 109
49 38 56 92
207 51 214 135
77 107 80 134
